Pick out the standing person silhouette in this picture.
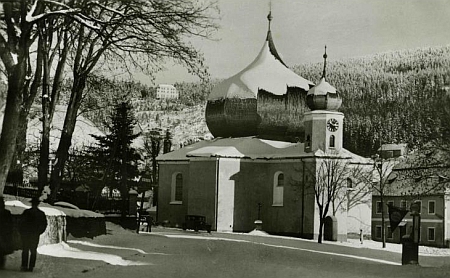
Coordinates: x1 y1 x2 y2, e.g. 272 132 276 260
0 197 13 269
19 197 47 272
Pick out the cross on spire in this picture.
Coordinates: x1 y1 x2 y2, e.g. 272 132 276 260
267 1 273 31
322 45 328 79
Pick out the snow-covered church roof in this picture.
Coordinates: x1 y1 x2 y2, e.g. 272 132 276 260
208 12 313 101
157 137 372 164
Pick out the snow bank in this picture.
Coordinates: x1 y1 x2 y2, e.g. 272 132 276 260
38 242 149 266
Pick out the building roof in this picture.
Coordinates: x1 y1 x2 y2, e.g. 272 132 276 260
374 148 450 196
157 137 371 164
377 143 408 152
158 84 176 89
207 14 313 101
306 47 342 111
307 77 337 96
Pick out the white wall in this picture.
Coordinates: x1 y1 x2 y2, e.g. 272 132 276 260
216 158 240 232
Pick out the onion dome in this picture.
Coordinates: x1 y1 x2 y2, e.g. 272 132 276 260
306 46 342 111
206 11 314 139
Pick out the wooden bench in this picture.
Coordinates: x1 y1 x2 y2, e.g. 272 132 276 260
182 215 211 233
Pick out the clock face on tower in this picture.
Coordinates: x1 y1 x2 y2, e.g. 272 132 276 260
327 118 339 132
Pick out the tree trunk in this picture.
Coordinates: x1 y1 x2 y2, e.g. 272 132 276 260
10 113 28 186
0 68 26 196
381 193 386 248
49 77 85 201
38 40 51 193
318 217 324 244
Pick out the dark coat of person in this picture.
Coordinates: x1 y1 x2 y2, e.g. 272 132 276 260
0 198 14 269
19 206 47 237
19 198 47 272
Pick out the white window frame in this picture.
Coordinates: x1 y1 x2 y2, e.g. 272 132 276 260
329 135 335 148
428 227 435 241
376 201 382 214
346 178 353 190
428 200 436 215
170 172 183 204
272 171 284 207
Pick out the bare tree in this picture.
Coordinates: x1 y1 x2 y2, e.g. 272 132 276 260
332 162 373 215
312 153 351 244
371 154 398 248
49 0 218 200
0 0 69 196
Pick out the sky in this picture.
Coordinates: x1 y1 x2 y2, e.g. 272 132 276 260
138 0 450 86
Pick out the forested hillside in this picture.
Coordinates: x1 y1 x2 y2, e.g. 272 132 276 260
294 46 450 156
74 77 214 149
72 45 450 157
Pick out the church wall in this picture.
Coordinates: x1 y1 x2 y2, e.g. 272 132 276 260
231 159 317 237
158 162 189 228
188 159 218 229
347 202 371 237
346 163 373 237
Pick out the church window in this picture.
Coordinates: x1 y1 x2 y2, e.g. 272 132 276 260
346 178 353 189
171 172 183 204
272 171 284 206
329 135 335 148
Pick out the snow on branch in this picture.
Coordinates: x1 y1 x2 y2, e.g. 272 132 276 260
25 0 102 30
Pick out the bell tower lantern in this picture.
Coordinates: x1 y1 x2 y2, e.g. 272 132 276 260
304 46 344 153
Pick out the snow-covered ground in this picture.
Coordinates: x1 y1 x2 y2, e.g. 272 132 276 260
35 223 450 268
38 242 149 266
247 229 450 256
329 237 450 257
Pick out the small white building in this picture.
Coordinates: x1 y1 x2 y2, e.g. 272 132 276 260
156 84 178 99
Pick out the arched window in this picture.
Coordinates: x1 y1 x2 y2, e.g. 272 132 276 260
346 178 353 191
171 172 183 204
273 171 284 206
329 135 335 148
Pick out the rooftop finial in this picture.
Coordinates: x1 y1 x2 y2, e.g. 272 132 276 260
267 1 273 31
322 45 328 79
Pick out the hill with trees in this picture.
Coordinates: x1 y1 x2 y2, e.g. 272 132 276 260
293 45 450 157
79 45 450 158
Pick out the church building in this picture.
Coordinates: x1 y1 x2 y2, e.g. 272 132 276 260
157 13 371 240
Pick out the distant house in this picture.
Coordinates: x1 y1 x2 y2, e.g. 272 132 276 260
156 84 178 99
372 148 450 247
378 143 408 159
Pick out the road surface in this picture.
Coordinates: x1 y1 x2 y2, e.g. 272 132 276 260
2 224 450 278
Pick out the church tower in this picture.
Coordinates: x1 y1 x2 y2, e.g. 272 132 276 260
304 47 343 153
